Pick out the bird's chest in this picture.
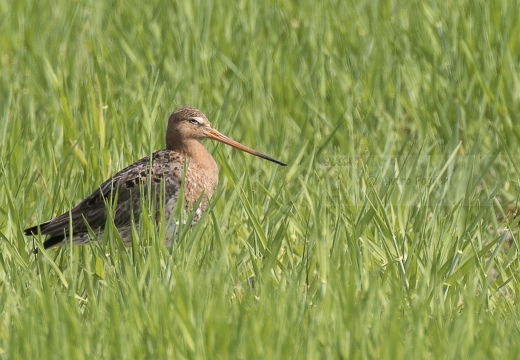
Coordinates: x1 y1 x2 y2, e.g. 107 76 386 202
184 168 218 208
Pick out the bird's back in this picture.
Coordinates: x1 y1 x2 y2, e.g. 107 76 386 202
25 150 187 249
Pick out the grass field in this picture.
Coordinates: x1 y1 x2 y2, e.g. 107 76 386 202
1 0 520 358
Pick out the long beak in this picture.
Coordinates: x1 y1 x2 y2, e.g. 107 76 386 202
208 129 287 166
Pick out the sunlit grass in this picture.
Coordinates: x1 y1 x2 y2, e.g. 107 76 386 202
1 0 520 358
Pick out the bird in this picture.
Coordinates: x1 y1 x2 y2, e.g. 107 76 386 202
24 107 286 252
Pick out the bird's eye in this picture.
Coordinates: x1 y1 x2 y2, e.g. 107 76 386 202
189 118 200 125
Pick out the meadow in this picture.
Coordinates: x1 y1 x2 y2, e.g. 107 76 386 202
1 0 520 358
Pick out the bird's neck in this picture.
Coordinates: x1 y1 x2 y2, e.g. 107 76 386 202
177 139 219 205
174 139 218 175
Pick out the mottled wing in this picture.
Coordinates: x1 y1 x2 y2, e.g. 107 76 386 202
24 150 183 249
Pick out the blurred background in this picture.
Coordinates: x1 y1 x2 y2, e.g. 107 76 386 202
1 0 520 358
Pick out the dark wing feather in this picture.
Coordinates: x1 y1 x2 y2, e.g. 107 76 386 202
25 150 183 248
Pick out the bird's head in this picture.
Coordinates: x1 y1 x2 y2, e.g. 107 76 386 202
166 107 286 166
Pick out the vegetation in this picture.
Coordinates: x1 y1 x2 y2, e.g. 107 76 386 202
1 0 520 358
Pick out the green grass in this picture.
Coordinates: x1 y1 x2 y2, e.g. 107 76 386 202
1 0 520 358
